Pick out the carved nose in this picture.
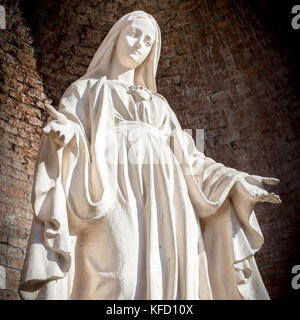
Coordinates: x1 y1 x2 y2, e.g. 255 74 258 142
136 42 141 49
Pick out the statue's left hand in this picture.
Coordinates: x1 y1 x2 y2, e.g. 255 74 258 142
235 175 281 204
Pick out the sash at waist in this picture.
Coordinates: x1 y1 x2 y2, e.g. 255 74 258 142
114 120 167 140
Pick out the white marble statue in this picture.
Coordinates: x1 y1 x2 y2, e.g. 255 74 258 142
19 11 281 300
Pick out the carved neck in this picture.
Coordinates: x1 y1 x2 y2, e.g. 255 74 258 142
109 59 135 86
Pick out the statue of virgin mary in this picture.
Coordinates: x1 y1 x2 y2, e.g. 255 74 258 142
19 11 281 300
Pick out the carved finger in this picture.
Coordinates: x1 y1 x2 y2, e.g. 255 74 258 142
256 191 269 200
45 104 66 122
45 104 59 118
59 133 66 142
260 192 281 204
244 175 263 187
262 177 280 185
43 125 51 135
270 192 281 203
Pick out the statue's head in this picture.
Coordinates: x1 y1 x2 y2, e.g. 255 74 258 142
84 11 161 92
114 14 156 70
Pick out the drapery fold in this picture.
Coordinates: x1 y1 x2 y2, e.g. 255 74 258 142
168 110 268 299
19 79 269 300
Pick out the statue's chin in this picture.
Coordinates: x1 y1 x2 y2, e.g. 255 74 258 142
126 54 145 69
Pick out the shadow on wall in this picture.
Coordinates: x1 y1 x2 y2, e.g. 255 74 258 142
19 0 94 106
249 0 300 81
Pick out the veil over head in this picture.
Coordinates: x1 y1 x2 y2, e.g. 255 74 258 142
82 11 161 92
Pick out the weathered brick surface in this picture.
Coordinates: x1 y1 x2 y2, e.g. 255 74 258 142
0 0 299 300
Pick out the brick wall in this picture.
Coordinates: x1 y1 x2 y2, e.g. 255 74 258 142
0 0 299 299
0 0 49 299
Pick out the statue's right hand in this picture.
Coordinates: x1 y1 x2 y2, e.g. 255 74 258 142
43 104 75 147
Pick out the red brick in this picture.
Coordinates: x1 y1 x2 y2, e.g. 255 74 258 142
27 88 48 101
17 51 37 68
0 289 21 300
0 254 6 266
20 64 42 80
0 119 18 135
0 244 8 256
13 145 38 160
8 117 36 134
6 278 20 291
7 237 29 249
0 165 29 182
26 115 44 127
9 216 32 230
7 246 22 259
7 256 24 270
25 76 44 91
6 268 21 281
0 233 8 244
3 185 29 201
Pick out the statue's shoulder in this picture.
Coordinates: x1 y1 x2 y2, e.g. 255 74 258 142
62 78 90 97
152 91 175 113
61 78 111 103
151 91 169 104
152 92 179 119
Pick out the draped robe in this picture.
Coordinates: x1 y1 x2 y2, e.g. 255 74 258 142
19 78 270 300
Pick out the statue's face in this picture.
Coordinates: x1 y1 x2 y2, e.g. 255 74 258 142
115 18 155 69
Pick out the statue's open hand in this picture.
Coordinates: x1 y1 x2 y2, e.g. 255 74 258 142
235 175 281 204
43 104 75 147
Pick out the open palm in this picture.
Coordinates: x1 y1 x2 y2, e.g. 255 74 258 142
235 175 281 204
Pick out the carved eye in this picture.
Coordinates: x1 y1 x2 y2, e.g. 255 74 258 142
145 40 152 47
128 28 137 37
144 36 152 47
